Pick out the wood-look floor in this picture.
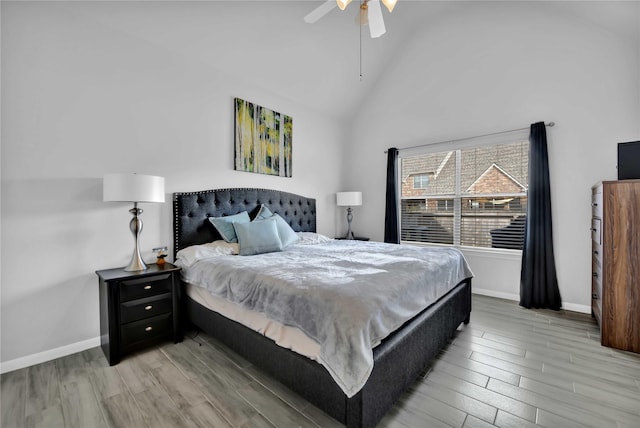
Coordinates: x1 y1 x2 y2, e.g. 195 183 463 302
2 295 640 428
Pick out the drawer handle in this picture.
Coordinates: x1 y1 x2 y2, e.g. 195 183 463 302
144 285 152 290
145 326 153 332
591 202 598 207
594 250 599 255
144 305 153 311
592 272 598 278
592 293 598 300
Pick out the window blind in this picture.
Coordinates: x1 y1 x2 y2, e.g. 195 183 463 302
400 139 528 250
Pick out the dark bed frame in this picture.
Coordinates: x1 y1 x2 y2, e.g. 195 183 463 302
173 188 471 428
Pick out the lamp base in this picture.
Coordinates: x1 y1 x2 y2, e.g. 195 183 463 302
124 252 147 272
342 231 356 240
343 207 356 240
124 204 148 272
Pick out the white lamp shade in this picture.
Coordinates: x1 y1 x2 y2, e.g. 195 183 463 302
336 191 362 207
103 173 165 203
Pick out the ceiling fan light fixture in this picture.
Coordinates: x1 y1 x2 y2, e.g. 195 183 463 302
336 0 352 11
358 2 369 25
381 0 397 13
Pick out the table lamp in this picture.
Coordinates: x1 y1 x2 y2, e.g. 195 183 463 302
336 191 362 240
103 173 165 271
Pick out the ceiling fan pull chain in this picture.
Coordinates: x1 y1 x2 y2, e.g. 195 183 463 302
360 11 363 81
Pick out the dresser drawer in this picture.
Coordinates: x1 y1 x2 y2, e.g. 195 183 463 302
591 218 601 245
120 293 172 324
592 243 602 271
121 313 172 347
592 270 602 324
592 187 603 217
119 273 172 302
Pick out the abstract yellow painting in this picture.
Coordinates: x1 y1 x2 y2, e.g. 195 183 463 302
234 97 292 177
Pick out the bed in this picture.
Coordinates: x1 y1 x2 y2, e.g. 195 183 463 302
173 188 472 428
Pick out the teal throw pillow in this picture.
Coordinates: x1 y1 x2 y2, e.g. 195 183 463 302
208 211 250 243
271 214 299 248
234 217 284 256
254 204 274 221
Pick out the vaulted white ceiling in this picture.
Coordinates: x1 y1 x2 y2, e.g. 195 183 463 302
63 1 639 123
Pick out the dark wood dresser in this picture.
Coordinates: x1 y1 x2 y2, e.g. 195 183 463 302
96 263 182 365
591 180 640 353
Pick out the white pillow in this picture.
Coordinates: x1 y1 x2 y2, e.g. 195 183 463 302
296 232 333 245
176 241 239 267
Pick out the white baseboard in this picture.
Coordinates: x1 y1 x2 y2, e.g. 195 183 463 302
472 288 520 302
560 302 591 314
472 288 591 314
0 336 100 374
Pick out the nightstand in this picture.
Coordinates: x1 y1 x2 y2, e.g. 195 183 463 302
96 263 182 365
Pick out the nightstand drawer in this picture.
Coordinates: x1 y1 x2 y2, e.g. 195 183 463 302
120 293 172 324
121 313 172 347
119 274 172 302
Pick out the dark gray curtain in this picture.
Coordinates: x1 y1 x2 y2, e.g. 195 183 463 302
384 148 399 244
520 122 561 309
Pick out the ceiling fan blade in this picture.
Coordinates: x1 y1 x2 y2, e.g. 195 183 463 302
367 0 386 38
304 0 338 24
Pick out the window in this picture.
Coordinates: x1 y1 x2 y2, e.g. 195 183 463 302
437 199 453 212
400 139 528 250
413 174 430 189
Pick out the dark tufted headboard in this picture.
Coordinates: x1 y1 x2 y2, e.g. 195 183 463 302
173 188 316 256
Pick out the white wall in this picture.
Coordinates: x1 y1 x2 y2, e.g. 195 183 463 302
346 2 640 311
1 2 346 368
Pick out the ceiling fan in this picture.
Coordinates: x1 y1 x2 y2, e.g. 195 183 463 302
304 0 398 39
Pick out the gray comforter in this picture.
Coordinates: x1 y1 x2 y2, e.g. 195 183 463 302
180 240 473 397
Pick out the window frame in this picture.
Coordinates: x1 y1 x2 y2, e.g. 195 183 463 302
397 130 529 253
412 173 430 189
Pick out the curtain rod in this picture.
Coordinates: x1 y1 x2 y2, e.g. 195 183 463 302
384 122 555 154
